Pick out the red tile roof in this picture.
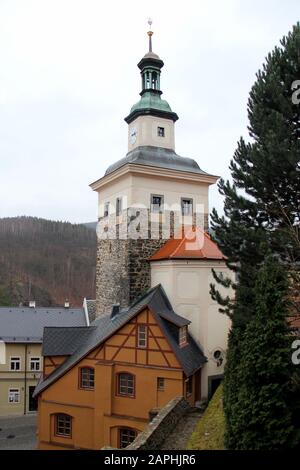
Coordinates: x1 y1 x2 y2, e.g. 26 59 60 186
150 227 226 261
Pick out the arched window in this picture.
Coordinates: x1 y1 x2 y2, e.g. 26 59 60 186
119 427 137 448
55 413 72 438
151 71 158 89
145 72 150 89
117 372 135 397
79 367 95 389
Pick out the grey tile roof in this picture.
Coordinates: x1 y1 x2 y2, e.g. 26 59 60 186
0 307 88 343
104 146 213 177
42 327 93 356
34 285 206 397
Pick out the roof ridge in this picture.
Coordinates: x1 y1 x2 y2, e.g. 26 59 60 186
171 234 188 258
129 284 160 309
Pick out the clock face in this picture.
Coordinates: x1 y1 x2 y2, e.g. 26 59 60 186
130 127 137 144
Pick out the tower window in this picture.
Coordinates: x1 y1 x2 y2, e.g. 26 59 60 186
157 126 165 137
137 325 147 348
181 198 193 216
179 326 188 347
146 72 150 89
152 72 158 89
116 197 122 216
151 194 164 213
104 202 110 217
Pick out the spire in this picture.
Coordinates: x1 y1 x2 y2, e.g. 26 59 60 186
147 18 153 52
124 23 179 124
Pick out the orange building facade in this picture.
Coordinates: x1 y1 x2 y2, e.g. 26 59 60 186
35 286 205 449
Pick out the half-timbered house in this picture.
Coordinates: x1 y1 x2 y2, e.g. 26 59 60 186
34 285 205 449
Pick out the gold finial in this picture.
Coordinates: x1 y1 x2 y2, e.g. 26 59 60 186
147 18 153 52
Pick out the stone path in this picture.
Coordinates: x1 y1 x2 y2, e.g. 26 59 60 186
161 408 202 450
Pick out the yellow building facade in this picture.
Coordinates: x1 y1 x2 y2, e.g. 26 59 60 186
35 286 204 449
0 305 88 416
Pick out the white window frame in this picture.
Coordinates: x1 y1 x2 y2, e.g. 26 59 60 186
29 356 41 371
137 325 147 349
10 356 21 371
8 388 20 403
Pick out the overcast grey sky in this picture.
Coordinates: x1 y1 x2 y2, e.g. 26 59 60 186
0 0 299 223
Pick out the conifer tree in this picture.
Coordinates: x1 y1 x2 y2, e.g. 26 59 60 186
210 24 300 448
230 257 297 449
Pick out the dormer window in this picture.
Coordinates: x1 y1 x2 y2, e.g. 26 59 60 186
104 202 110 217
157 126 165 137
179 326 188 347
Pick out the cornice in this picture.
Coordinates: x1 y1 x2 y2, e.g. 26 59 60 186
90 163 219 191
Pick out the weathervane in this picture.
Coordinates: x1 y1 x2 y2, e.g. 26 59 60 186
147 18 153 52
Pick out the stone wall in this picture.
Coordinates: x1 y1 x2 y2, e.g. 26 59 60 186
96 208 167 316
95 207 209 316
126 397 191 450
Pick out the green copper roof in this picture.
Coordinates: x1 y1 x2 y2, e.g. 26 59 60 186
130 90 173 114
125 90 179 123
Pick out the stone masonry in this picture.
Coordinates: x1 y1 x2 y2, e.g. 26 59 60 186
96 208 209 316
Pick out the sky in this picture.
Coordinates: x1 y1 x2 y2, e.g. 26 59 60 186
0 0 299 223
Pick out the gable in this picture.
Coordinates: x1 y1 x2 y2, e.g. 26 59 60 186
96 308 181 369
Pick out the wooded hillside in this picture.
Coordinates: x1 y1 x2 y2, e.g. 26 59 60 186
0 216 96 307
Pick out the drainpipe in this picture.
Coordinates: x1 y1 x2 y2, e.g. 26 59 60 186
24 344 28 415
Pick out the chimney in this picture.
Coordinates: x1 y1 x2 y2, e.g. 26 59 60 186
111 304 120 318
64 300 70 309
29 300 36 308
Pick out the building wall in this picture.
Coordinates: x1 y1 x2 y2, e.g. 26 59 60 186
37 308 197 450
95 170 210 315
0 343 42 416
96 236 166 315
128 116 175 151
44 356 68 377
151 260 234 398
97 172 209 218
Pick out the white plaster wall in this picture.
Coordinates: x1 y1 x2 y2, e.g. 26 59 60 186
97 173 209 220
128 115 175 151
131 174 209 215
97 174 133 217
151 260 233 399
